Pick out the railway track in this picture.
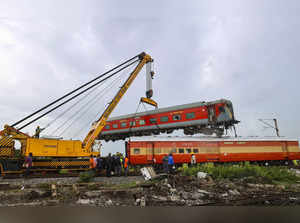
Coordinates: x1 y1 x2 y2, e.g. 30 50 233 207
1 170 141 180
1 162 299 180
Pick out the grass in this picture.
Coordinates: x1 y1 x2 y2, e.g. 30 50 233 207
179 163 300 184
59 169 69 174
78 170 95 183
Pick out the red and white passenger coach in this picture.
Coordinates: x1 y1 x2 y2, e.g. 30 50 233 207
126 136 300 166
98 99 239 142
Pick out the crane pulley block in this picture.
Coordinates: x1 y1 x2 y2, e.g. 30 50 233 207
140 97 158 108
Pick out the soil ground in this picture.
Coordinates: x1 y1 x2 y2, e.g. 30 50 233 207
1 173 300 207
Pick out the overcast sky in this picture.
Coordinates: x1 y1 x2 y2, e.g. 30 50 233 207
1 1 300 155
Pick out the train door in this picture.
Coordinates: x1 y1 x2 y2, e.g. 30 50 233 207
125 141 129 158
202 142 220 162
146 142 154 163
207 105 216 124
281 141 289 159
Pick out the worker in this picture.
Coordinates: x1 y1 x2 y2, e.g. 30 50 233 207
168 153 174 174
114 154 122 176
162 155 169 173
111 154 116 175
93 155 97 169
124 155 129 177
96 155 102 171
23 153 33 178
106 153 113 177
120 154 124 168
89 155 95 170
34 126 45 138
153 157 157 170
191 153 196 166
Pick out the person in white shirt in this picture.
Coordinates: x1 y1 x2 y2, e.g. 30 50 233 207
191 154 196 166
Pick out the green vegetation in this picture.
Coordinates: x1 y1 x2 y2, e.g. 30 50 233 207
59 169 69 174
78 170 95 183
179 163 300 184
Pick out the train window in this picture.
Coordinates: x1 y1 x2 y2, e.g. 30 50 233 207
179 148 184 153
105 125 110 129
237 142 246 144
112 124 118 128
134 148 140 154
139 120 145 125
186 148 191 153
171 148 177 153
172 114 181 121
219 106 225 112
186 112 195 119
121 122 127 128
160 116 169 122
150 118 157 124
193 148 199 154
129 121 136 127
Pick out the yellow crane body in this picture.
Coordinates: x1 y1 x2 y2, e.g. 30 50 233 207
0 52 156 175
25 138 88 157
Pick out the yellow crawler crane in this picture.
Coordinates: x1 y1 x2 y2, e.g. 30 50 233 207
0 52 156 175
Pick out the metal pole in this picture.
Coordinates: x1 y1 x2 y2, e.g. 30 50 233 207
273 118 280 137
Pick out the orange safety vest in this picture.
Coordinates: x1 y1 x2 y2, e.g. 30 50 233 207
124 158 129 168
89 158 95 169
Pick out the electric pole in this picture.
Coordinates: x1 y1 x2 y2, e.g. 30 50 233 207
258 118 280 137
273 118 280 137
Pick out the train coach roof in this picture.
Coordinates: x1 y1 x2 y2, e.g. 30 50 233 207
127 135 299 142
108 99 231 121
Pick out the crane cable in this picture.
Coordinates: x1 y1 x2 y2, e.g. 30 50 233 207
71 65 134 139
44 79 105 130
0 59 140 146
46 68 126 135
141 102 161 132
11 53 141 128
17 59 139 131
58 66 130 138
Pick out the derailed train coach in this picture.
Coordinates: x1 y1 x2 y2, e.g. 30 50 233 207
98 99 239 142
125 136 300 166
